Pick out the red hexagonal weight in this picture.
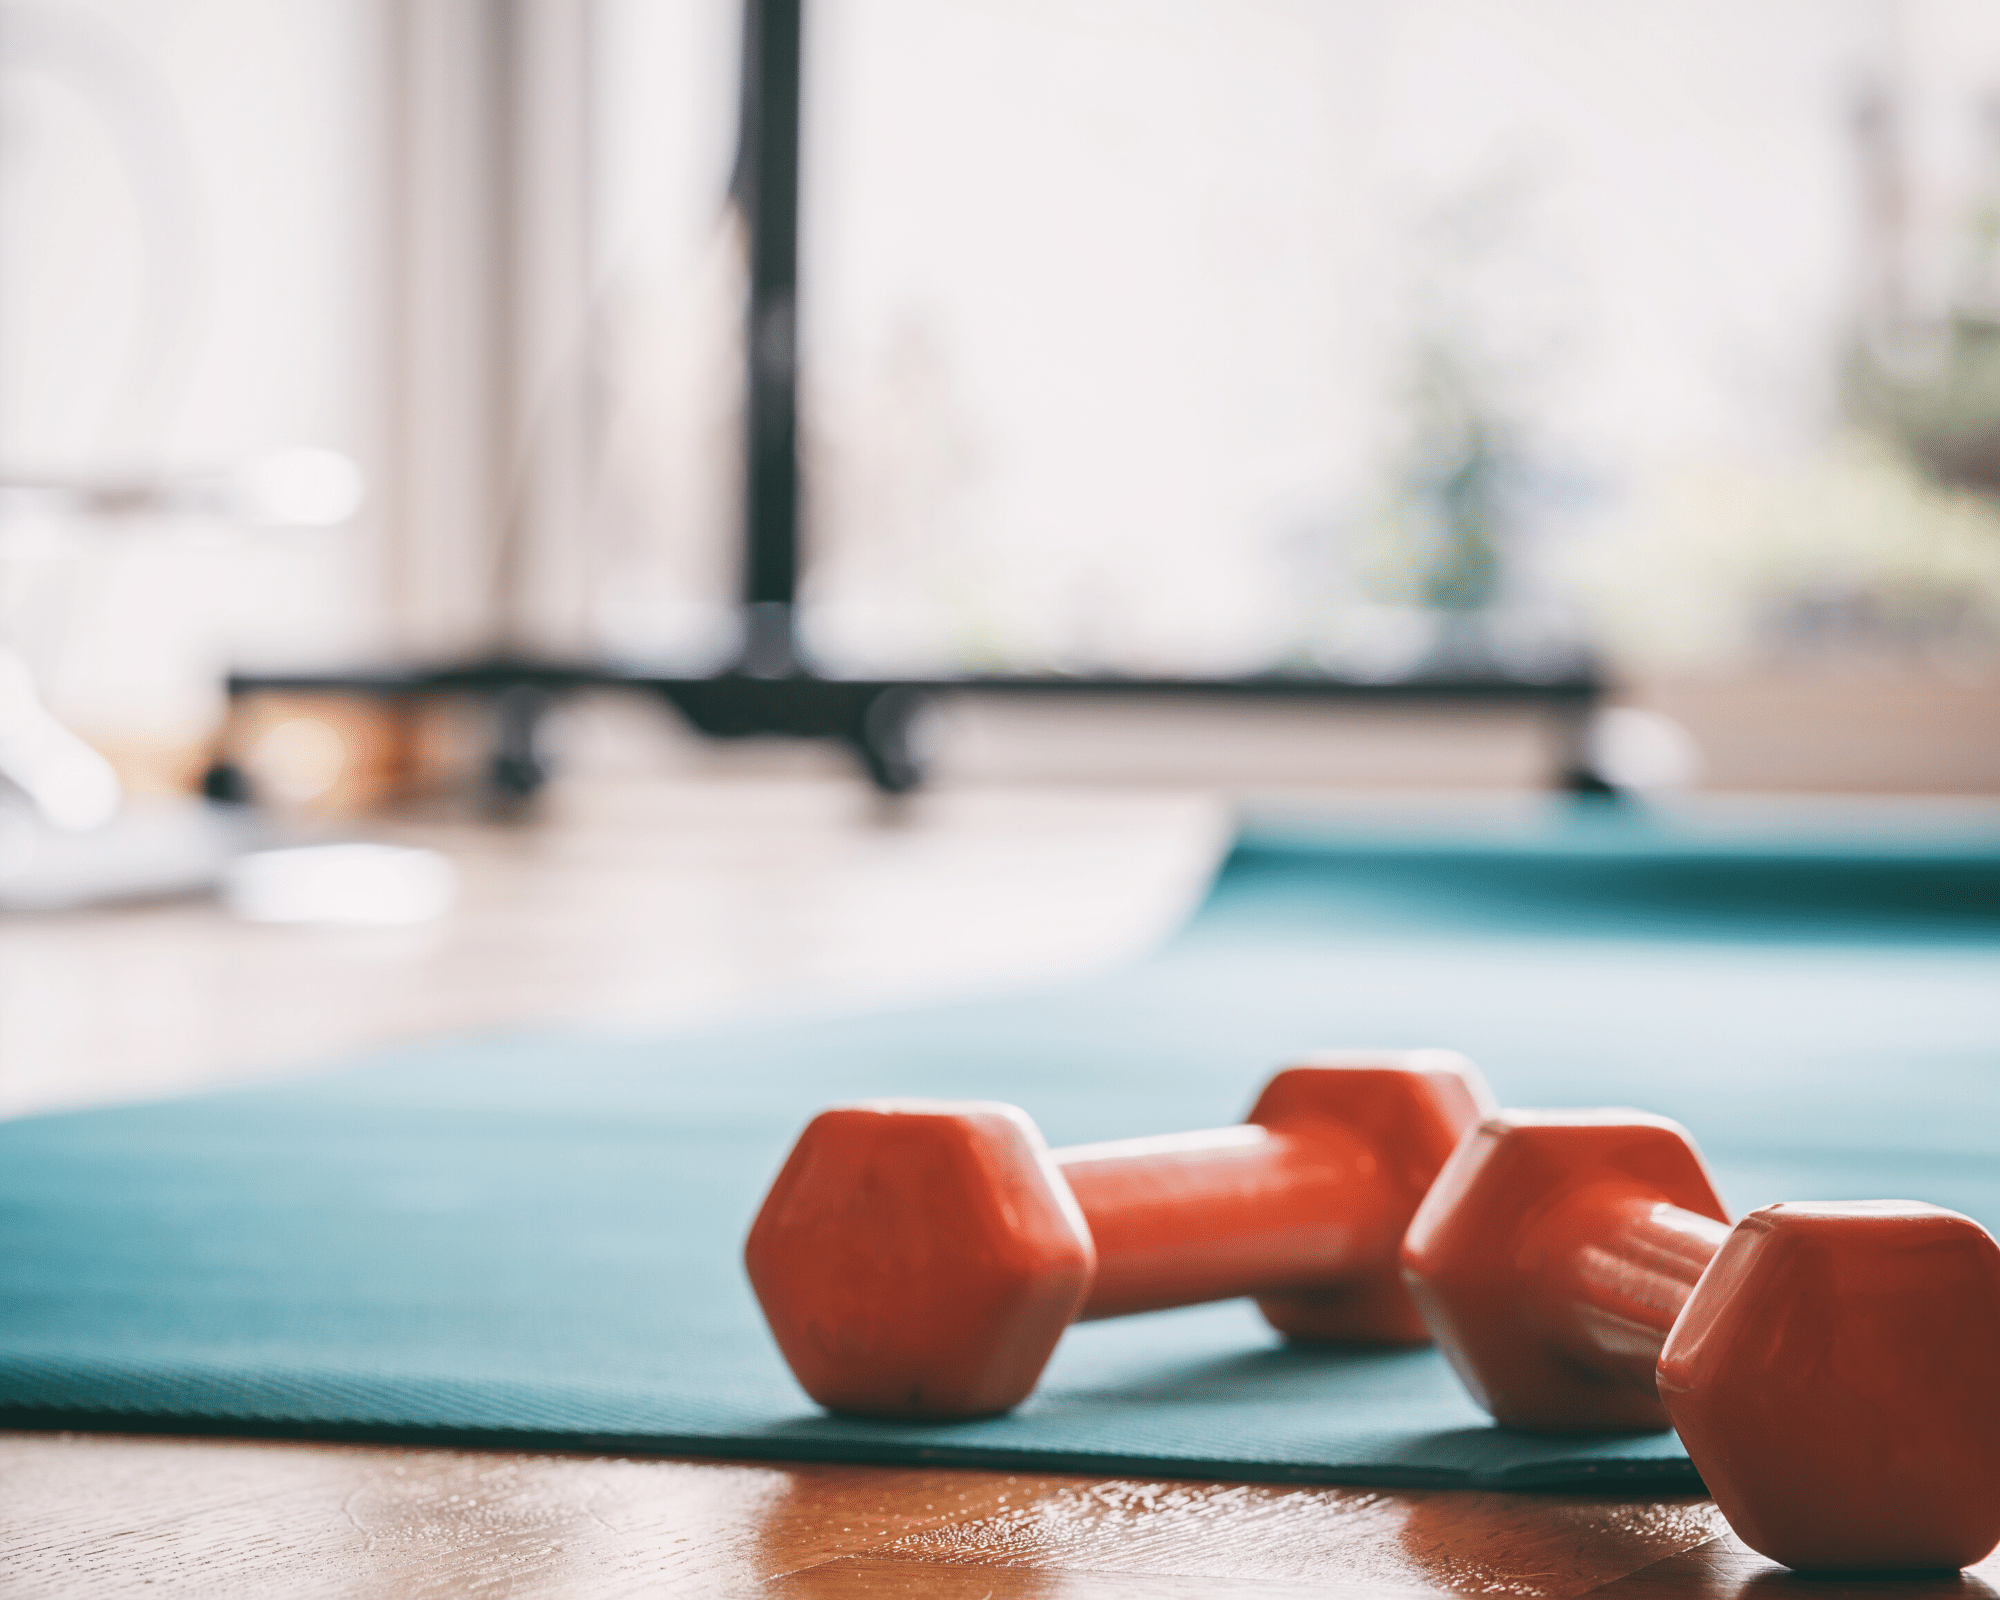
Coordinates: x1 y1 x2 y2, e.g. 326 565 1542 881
1661 1201 2000 1573
1400 1110 1728 1432
744 1101 1096 1418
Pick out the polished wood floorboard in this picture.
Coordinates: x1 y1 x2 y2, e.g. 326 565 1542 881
2 776 1992 1596
7 1430 1990 1597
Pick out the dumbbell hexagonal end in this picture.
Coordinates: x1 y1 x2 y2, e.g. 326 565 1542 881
1399 1109 1727 1431
1250 1050 1497 1344
1660 1201 2000 1573
745 1100 1096 1419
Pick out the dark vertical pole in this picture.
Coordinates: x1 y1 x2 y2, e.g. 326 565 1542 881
487 0 524 654
735 0 803 676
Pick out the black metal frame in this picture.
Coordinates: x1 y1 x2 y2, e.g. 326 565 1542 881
219 0 1608 800
221 660 1604 798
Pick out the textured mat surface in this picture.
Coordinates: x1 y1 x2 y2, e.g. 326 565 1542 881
3 810 1997 1489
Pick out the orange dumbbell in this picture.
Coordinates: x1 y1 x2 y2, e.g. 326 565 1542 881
1402 1110 2000 1573
746 1051 1493 1419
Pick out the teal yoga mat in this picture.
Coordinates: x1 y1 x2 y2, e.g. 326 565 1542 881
3 811 1998 1489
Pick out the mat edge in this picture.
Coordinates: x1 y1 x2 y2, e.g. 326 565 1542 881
0 1409 1704 1494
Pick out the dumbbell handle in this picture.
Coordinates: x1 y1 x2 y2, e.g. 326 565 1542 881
1525 1182 1732 1394
1054 1120 1400 1321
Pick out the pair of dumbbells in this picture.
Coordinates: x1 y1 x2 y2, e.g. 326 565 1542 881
745 1057 2000 1573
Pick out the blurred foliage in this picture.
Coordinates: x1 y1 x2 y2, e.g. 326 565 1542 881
1574 436 2000 673
1846 315 2000 498
1353 171 1559 622
1581 114 2000 677
1359 335 1515 612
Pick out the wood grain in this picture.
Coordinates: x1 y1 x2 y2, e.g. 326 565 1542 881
8 1430 1991 1600
770 1480 1724 1598
0 1432 1073 1597
0 779 1221 1121
1590 1532 2000 1600
0 1431 1735 1599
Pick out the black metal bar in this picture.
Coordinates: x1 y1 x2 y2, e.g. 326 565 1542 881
222 664 1610 797
735 0 804 668
210 0 1621 803
226 666 1602 709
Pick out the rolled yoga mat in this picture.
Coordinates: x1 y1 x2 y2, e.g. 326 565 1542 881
3 811 1997 1488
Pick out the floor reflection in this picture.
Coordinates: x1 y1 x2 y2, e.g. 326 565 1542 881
1395 1490 1726 1596
1738 1569 1999 1600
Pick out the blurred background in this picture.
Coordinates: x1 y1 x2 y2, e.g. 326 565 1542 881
4 0 2000 808
4 0 2000 1117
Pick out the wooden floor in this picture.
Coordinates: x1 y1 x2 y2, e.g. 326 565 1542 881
2 774 1992 1597
7 1431 1993 1597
